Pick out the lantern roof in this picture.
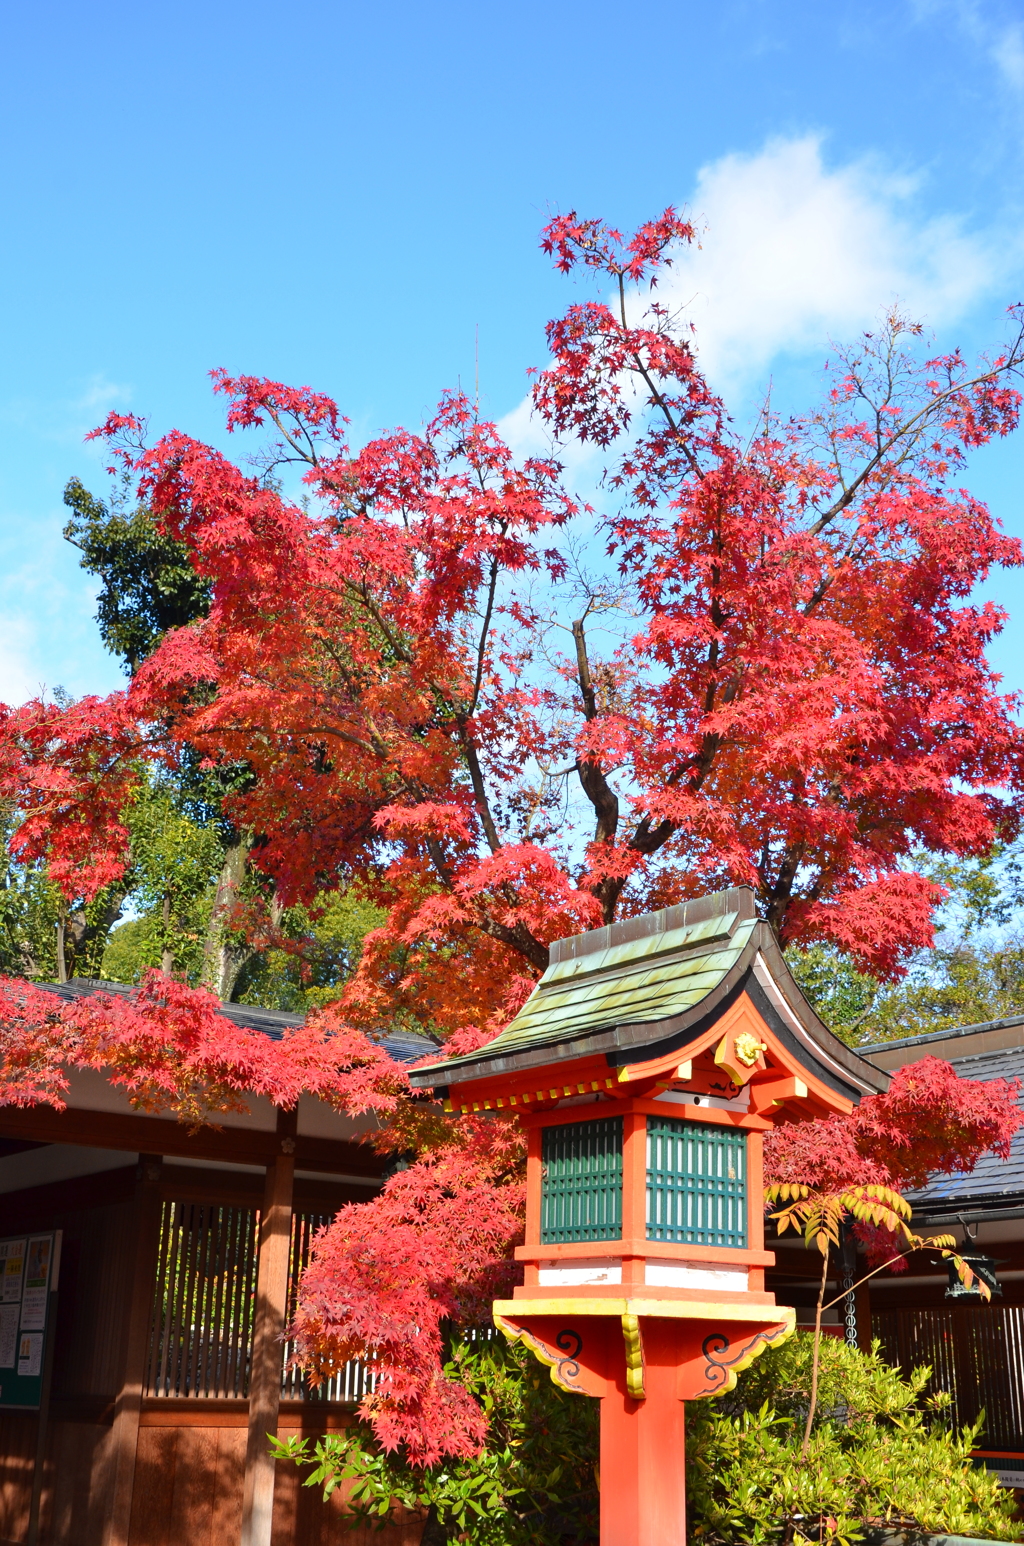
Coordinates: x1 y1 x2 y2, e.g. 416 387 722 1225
409 888 887 1106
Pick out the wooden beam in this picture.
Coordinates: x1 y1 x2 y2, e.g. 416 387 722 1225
2 1164 137 1225
0 1101 384 1177
240 1109 297 1546
102 1155 163 1546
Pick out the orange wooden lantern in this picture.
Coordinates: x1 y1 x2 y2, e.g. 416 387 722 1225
410 888 887 1546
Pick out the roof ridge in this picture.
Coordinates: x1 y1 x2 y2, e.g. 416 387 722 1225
549 887 756 965
859 1012 1024 1055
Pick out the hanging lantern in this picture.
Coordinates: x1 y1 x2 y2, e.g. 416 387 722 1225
946 1254 1002 1299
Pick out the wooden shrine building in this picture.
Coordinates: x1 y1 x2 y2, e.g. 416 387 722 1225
859 1015 1024 1493
11 890 1017 1544
0 982 431 1546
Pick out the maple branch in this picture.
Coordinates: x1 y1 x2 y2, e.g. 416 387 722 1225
627 814 676 855
469 552 501 716
570 616 620 847
194 721 379 759
257 404 322 473
763 842 805 936
424 837 456 888
345 581 415 666
799 529 873 617
615 273 705 482
473 913 549 971
810 326 1024 535
454 723 504 856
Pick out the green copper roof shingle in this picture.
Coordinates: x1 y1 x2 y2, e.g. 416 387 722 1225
408 887 890 1102
422 910 756 1075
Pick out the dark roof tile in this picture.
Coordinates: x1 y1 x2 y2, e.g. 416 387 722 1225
907 1045 1024 1209
37 978 435 1066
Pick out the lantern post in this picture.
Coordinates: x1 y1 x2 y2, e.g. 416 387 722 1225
410 888 888 1546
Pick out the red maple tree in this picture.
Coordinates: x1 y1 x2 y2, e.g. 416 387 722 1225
764 1054 1022 1195
2 211 1023 1019
1 208 1024 1461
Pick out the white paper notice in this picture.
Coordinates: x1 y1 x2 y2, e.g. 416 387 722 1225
17 1332 42 1379
19 1290 46 1333
19 1238 51 1332
0 1304 18 1369
0 1241 25 1304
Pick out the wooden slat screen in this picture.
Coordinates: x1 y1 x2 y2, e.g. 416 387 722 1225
873 1305 1024 1450
145 1200 259 1398
281 1211 375 1403
145 1200 375 1402
646 1117 747 1249
540 1117 623 1244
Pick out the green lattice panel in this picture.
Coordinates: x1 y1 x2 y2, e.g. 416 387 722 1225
540 1117 623 1244
646 1116 747 1248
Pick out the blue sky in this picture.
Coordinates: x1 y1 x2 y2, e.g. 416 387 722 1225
2 0 1023 703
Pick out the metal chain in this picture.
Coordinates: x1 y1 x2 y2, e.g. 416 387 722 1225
840 1232 858 1348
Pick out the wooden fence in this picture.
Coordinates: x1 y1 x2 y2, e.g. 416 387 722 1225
873 1305 1024 1450
144 1199 374 1404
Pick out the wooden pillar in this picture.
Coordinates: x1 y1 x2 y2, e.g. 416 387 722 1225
26 1232 61 1546
620 1111 647 1290
102 1155 163 1546
240 1107 297 1546
599 1320 687 1546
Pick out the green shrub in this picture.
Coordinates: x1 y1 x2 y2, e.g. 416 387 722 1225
272 1331 599 1545
686 1333 1020 1546
278 1331 1019 1545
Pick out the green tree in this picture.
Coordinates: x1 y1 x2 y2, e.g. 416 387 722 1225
100 779 224 981
0 801 128 982
63 475 262 997
789 843 1024 1045
234 889 386 1012
61 474 385 1004
63 476 211 676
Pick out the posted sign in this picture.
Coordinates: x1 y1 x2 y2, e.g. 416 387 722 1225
0 1232 61 1409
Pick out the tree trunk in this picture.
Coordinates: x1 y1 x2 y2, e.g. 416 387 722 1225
161 894 174 975
418 1504 449 1546
55 915 68 983
65 890 127 978
801 1247 830 1460
201 837 255 1001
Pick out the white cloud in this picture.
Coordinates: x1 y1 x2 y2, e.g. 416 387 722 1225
649 136 994 395
0 617 46 707
0 515 123 710
501 134 1004 459
992 24 1024 89
911 1 1024 93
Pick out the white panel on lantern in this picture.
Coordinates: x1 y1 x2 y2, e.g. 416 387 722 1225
538 1259 623 1286
644 1259 748 1291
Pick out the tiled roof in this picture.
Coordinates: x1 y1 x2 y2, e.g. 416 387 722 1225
460 912 754 1064
859 1013 1024 1056
38 978 435 1065
908 1045 1024 1212
410 900 757 1085
409 889 888 1100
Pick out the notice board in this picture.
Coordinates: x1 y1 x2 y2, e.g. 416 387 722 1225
0 1232 61 1409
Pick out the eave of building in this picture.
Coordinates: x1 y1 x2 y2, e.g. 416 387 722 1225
1 979 436 1187
862 1013 1024 1072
